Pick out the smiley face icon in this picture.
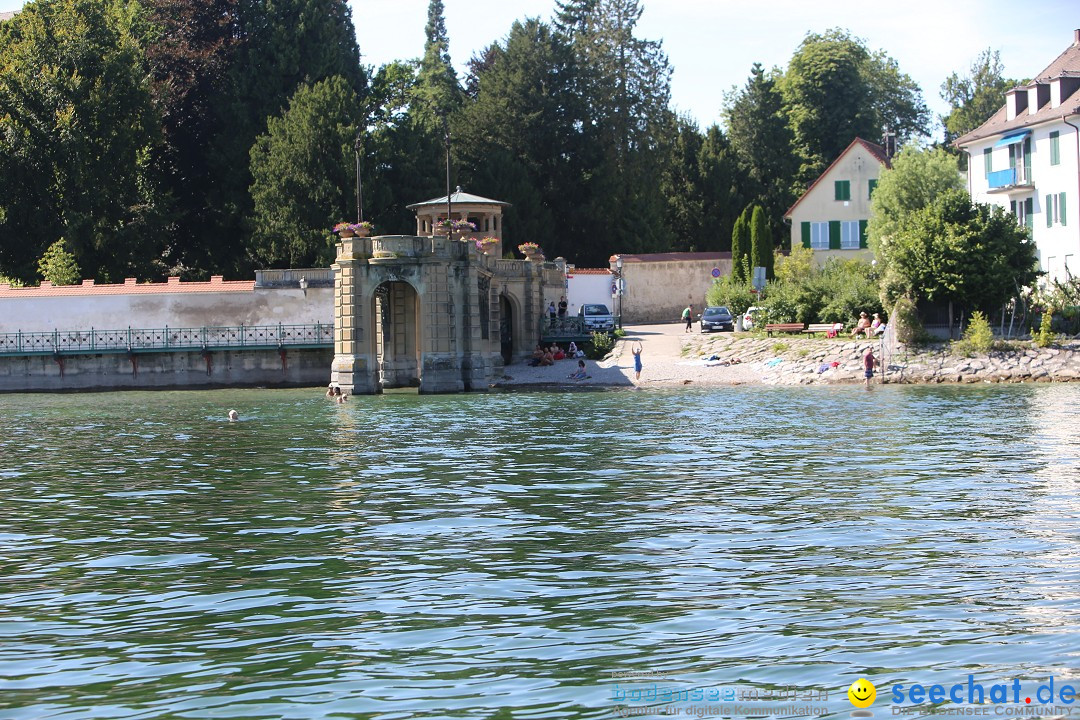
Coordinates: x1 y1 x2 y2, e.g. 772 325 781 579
848 678 876 708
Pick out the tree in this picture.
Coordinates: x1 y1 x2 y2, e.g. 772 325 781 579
941 49 1019 146
696 125 745 252
781 29 929 183
38 239 81 285
730 208 750 281
415 0 461 125
868 146 965 263
0 0 166 283
724 63 796 248
249 77 361 268
881 188 1038 313
750 205 773 280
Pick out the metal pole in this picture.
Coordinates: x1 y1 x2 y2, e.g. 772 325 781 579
355 130 363 223
442 115 452 224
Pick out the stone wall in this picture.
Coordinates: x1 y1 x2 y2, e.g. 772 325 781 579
0 348 332 393
0 277 333 333
615 252 733 324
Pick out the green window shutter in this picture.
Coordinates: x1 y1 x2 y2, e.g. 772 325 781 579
1024 138 1032 181
828 220 841 250
1051 131 1060 166
834 180 850 201
868 179 878 199
983 148 992 177
801 221 811 248
1061 192 1067 226
1025 198 1033 235
1009 145 1016 169
1047 195 1053 228
1010 200 1016 215
859 220 868 249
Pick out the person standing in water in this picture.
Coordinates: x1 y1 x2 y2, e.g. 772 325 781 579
863 347 877 387
227 409 239 422
631 341 643 381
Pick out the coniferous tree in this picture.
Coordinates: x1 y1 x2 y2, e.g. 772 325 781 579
415 0 460 125
750 205 773 280
731 208 750 282
697 125 745 252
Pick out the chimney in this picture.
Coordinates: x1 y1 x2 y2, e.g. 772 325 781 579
1074 28 1079 45
881 129 896 159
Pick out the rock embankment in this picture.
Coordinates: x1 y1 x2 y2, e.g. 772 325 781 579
684 334 1080 385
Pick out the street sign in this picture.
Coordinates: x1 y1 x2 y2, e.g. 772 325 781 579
711 267 721 278
611 283 618 295
752 266 766 292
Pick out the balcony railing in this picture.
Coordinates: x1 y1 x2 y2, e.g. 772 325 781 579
988 167 1032 191
0 323 333 357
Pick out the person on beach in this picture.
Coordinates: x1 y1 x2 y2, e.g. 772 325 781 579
852 311 871 338
863 346 877 386
227 409 239 422
682 305 693 333
568 360 587 380
568 341 584 359
552 345 566 361
869 313 884 337
540 348 554 366
631 341 643 381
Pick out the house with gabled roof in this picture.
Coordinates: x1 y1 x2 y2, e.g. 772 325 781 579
783 137 891 265
955 29 1080 284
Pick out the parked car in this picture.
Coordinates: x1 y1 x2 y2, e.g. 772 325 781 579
741 306 767 331
579 303 615 332
699 306 734 333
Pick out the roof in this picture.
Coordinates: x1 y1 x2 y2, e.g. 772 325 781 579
954 32 1080 146
570 268 612 275
784 137 890 219
406 187 510 210
611 252 731 263
0 276 255 298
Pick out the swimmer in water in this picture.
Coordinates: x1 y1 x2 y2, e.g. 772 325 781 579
228 409 239 422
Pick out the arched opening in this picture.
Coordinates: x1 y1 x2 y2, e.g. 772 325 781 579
372 280 421 389
500 294 515 365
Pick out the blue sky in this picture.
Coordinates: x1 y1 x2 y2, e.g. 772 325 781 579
4 0 1072 140
350 0 1075 140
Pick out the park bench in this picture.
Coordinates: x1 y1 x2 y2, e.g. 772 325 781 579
765 323 805 336
803 323 840 337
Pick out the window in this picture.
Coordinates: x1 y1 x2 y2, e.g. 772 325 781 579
1061 191 1068 226
868 179 878 199
1046 192 1069 226
983 148 992 178
1050 131 1060 166
840 221 860 249
834 180 851 201
810 222 829 249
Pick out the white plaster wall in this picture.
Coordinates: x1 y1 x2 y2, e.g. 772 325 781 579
967 121 1080 283
567 273 613 316
788 143 883 252
0 288 334 333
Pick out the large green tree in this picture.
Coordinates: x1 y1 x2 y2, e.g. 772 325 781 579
696 125 745 252
730 207 750 282
0 0 165 282
881 188 1038 313
415 0 461 125
724 62 796 248
749 204 773 280
781 29 929 183
249 76 361 268
940 49 1018 146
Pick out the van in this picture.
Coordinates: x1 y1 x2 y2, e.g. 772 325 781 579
579 303 615 331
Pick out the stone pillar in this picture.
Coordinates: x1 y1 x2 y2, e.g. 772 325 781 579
331 237 379 394
418 261 464 393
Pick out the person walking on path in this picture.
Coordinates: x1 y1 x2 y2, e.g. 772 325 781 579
863 346 877 387
682 305 693 333
631 341 643 381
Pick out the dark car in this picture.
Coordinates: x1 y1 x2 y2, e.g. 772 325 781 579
699 305 734 333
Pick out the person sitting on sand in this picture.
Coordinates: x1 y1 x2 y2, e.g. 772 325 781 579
568 341 584 359
540 349 555 366
851 311 871 338
568 359 587 379
869 313 884 337
528 345 545 366
552 345 566 361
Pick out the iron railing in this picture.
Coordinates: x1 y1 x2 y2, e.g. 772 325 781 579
0 323 334 357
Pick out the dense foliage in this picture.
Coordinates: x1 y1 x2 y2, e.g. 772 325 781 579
0 0 943 283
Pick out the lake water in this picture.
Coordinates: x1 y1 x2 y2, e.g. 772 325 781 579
2 385 1080 719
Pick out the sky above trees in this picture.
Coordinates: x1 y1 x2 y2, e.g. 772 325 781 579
344 0 1072 137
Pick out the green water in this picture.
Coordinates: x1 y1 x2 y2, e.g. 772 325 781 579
2 385 1079 719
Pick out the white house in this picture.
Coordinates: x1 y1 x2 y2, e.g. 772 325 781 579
955 29 1080 284
784 138 891 265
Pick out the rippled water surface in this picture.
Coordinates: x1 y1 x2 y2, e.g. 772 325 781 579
3 385 1080 719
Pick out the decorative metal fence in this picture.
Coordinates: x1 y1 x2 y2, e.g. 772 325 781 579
0 323 334 357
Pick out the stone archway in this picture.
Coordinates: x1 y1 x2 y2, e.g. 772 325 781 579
499 294 515 365
372 280 421 389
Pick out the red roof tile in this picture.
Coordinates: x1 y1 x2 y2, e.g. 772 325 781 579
610 252 731 263
0 276 255 298
571 268 612 275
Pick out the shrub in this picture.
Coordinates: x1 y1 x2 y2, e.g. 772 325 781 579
953 310 993 356
893 295 931 346
38 239 80 286
586 331 615 359
1034 311 1055 348
771 341 790 353
0 274 26 288
705 274 756 317
613 328 627 338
